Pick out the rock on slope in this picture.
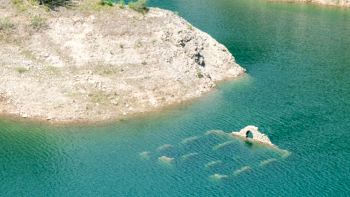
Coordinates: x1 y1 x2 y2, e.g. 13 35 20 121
0 1 245 123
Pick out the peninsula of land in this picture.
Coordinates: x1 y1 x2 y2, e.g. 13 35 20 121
0 0 245 123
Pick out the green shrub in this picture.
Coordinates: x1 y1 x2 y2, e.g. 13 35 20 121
97 0 106 6
189 24 193 30
30 15 47 30
174 11 179 15
119 44 124 48
141 60 147 65
197 71 203 78
17 67 26 73
107 0 113 6
0 17 15 32
118 0 125 8
128 0 148 13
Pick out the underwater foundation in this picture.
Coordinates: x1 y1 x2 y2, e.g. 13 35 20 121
231 126 274 146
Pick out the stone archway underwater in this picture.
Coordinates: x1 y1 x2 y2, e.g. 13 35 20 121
231 126 274 146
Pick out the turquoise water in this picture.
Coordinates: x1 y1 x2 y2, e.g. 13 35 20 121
1 0 350 196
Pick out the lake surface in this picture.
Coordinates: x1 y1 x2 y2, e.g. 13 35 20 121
1 0 350 196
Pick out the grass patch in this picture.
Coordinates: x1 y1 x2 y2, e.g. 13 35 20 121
30 0 38 6
0 18 16 32
17 67 26 73
94 63 118 75
19 7 27 13
88 90 109 103
30 15 47 31
11 0 23 5
118 0 125 8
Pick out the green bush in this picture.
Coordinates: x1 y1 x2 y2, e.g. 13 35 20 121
107 0 113 6
174 11 179 15
128 0 148 13
17 67 26 73
197 71 203 78
118 0 125 8
97 0 106 6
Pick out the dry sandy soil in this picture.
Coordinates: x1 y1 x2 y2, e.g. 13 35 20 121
0 0 246 123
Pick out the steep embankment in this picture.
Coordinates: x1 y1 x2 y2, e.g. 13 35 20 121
0 0 245 123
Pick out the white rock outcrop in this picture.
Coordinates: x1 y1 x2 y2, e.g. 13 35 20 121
0 3 245 123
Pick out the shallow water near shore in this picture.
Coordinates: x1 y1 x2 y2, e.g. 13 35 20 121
1 0 350 196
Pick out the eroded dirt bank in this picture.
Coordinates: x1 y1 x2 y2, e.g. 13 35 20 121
0 0 245 123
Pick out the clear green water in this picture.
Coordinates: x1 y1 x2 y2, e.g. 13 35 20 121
1 0 350 196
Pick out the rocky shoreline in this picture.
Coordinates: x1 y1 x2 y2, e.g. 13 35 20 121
0 0 245 124
269 0 350 7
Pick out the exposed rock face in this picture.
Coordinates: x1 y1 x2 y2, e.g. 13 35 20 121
231 126 274 146
0 2 245 123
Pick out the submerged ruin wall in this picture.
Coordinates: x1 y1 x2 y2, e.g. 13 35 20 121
231 126 274 146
